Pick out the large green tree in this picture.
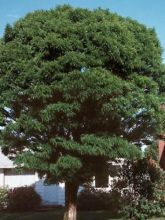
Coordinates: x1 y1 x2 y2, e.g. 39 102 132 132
0 5 164 220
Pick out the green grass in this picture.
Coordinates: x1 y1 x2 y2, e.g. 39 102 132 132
0 211 164 220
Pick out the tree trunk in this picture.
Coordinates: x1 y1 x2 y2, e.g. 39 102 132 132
63 181 79 220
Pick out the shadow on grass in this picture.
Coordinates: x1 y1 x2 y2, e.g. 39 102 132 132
0 210 119 220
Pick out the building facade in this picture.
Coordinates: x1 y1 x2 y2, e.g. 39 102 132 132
0 151 116 206
159 134 165 169
0 151 65 205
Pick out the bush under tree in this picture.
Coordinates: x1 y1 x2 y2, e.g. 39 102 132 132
7 186 41 212
77 187 124 217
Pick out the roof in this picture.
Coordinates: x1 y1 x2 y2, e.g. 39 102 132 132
0 150 14 168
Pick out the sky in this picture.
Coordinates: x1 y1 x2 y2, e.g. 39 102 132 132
0 0 165 61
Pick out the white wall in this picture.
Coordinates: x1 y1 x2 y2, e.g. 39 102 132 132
4 169 38 188
2 168 65 206
0 169 4 187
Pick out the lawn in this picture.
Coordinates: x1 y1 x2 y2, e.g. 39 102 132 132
0 210 118 220
0 211 164 220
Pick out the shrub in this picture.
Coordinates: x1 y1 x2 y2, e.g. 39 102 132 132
112 158 165 219
7 186 41 211
0 187 8 211
122 198 164 220
77 187 125 217
77 188 106 211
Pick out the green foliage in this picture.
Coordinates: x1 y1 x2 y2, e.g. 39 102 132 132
3 24 14 43
122 198 163 220
114 159 161 200
7 186 41 211
112 158 165 219
152 165 165 208
77 188 108 211
0 5 164 187
77 188 124 217
145 143 159 161
0 187 8 211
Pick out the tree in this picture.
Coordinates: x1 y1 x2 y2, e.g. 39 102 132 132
3 24 14 43
0 5 164 220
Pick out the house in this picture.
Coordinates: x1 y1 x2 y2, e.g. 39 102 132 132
0 151 117 206
158 134 165 169
0 151 65 206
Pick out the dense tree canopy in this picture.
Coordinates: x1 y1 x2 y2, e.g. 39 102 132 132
0 5 165 220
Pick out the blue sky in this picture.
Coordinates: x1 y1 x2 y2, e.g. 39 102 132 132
0 0 165 61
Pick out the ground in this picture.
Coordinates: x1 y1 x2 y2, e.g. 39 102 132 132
0 211 115 220
0 211 164 220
